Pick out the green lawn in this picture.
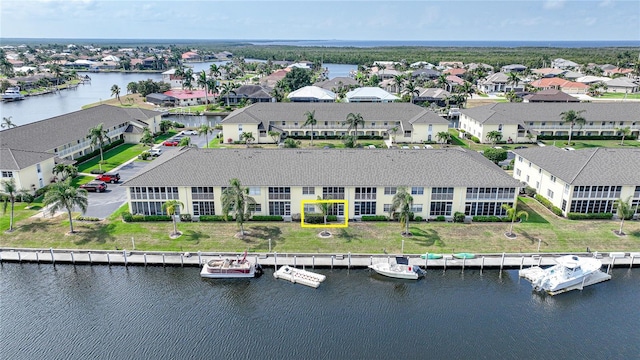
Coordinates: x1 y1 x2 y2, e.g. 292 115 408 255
599 92 640 100
76 143 146 173
542 139 640 149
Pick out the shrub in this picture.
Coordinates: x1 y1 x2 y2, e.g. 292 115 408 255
472 215 507 222
138 151 152 160
179 214 192 222
172 122 185 128
524 186 537 197
361 215 388 221
434 215 446 222
121 212 134 222
471 136 480 143
35 185 50 198
199 215 225 222
251 215 283 221
453 211 466 223
90 169 106 174
535 194 564 216
76 216 100 221
122 213 172 222
414 216 423 222
567 212 613 220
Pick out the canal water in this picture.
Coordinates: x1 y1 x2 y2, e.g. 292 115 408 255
1 264 638 359
0 62 356 127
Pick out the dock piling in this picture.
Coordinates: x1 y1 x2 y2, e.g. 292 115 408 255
370 256 373 266
274 252 278 269
88 252 91 264
162 254 165 267
631 255 635 269
348 252 351 269
294 255 297 267
500 252 505 271
18 252 21 263
50 248 55 266
181 254 184 267
331 255 334 270
144 254 147 267
312 256 315 269
198 251 202 265
462 256 466 272
481 256 485 273
107 253 111 266
71 252 74 265
123 250 127 267
444 257 447 271
520 256 524 270
36 252 39 263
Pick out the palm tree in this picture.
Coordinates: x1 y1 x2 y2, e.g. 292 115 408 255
437 73 449 91
52 164 78 182
436 131 450 144
268 130 281 144
456 81 475 107
88 123 110 171
221 178 256 237
197 70 209 105
43 180 88 234
221 82 239 106
315 195 331 236
616 126 631 145
241 131 255 147
1 116 17 129
140 128 154 147
505 90 519 103
110 84 121 102
389 187 413 236
615 197 634 236
501 203 529 237
344 112 365 146
393 74 405 94
486 130 503 145
162 199 184 236
178 137 193 147
403 81 419 103
388 126 399 144
507 72 521 92
559 109 586 146
182 68 194 90
198 124 214 148
304 110 318 146
1 178 18 232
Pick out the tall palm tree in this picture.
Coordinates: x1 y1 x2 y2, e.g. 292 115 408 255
88 123 110 171
209 63 221 79
43 180 88 234
1 116 17 129
162 199 184 236
559 109 586 146
344 112 365 146
437 73 449 91
183 68 194 90
1 178 18 232
140 128 154 147
110 84 121 102
304 110 318 146
221 82 239 106
197 70 209 105
393 74 405 94
614 197 634 236
486 130 503 145
616 126 631 145
52 164 78 182
456 81 475 107
389 187 413 236
403 81 419 103
198 123 214 148
501 203 529 237
221 178 256 237
507 72 521 92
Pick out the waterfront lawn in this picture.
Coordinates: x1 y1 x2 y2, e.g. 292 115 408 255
599 92 640 100
77 144 145 173
542 139 640 149
2 200 639 254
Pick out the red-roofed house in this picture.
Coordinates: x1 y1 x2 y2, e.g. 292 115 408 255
163 89 216 106
261 68 292 88
529 78 589 94
181 51 201 62
444 68 467 77
446 75 465 86
603 67 634 77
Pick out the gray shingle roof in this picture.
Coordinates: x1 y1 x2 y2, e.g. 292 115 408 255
460 102 640 125
0 104 162 153
221 102 449 125
0 148 56 170
513 147 640 185
123 148 521 188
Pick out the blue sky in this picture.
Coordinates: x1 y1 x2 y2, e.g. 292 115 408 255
1 0 639 41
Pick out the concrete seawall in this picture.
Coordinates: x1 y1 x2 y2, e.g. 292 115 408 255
1 248 639 270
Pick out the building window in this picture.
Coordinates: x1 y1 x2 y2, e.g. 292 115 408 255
561 200 567 211
37 164 41 173
518 156 523 162
193 201 215 216
547 189 554 199
1 171 13 178
383 204 391 213
303 204 316 213
302 187 315 195
516 169 521 176
191 187 214 200
464 202 511 216
411 204 423 213
269 201 290 216
354 201 376 216
550 175 556 182
249 187 261 195
269 187 291 200
432 187 454 200
355 187 376 200
430 202 452 216
526 175 530 182
384 187 397 195
322 187 345 199
249 203 262 212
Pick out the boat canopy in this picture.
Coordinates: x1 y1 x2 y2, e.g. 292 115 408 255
395 256 409 265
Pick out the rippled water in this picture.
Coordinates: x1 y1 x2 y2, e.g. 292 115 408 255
1 264 639 359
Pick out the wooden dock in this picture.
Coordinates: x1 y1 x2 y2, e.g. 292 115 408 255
1 248 638 270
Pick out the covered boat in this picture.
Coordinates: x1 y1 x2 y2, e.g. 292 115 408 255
453 253 475 259
274 265 326 288
2 87 25 101
200 254 263 279
368 256 425 280
420 253 443 260
519 255 605 293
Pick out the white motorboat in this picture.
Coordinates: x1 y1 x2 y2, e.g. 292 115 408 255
273 265 326 288
519 255 604 293
2 87 25 101
200 255 263 279
368 256 425 280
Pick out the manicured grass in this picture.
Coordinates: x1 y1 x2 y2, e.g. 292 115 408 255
70 175 95 187
76 143 146 173
542 139 640 149
2 197 639 253
599 92 640 99
154 130 179 143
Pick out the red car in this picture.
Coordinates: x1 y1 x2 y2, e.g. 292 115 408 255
163 140 179 146
95 173 120 183
80 181 107 193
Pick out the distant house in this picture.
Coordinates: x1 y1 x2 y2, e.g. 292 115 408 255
532 68 565 78
181 51 201 62
501 64 527 73
162 69 184 89
604 78 639 93
411 68 440 80
522 89 579 103
478 72 524 93
438 61 464 68
261 68 291 88
443 68 466 77
551 58 579 69
221 84 274 105
287 86 336 102
313 77 358 91
164 89 215 106
146 93 177 107
529 78 589 94
345 87 399 103
413 88 451 106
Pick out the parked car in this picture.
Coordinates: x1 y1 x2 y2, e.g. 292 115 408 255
80 181 107 193
95 173 120 183
163 140 179 146
181 130 198 136
148 149 162 157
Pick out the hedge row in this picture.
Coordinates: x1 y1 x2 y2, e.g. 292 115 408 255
361 215 388 221
288 135 384 141
538 135 637 141
121 212 172 222
251 215 284 221
472 215 509 222
199 215 226 222
567 212 613 220
534 194 564 216
304 214 337 224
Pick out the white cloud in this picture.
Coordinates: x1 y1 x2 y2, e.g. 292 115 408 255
543 0 566 10
598 0 613 7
